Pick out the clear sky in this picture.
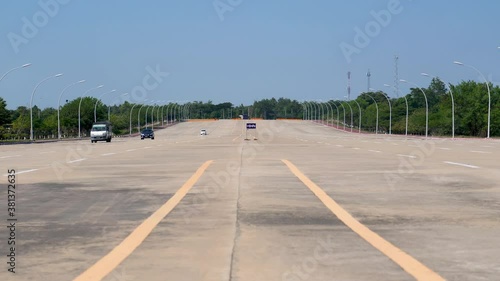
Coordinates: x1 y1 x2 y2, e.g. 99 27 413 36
1 0 499 109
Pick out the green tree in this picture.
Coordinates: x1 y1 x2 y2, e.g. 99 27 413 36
0 97 10 126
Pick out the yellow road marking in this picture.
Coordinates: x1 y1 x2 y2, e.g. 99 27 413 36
282 159 445 281
73 160 213 281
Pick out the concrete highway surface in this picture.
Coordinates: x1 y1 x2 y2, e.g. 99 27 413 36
1 120 499 281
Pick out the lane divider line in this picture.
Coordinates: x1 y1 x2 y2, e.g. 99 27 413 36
443 161 479 169
470 151 491 154
3 169 39 176
73 160 213 281
0 155 22 159
397 154 416 159
282 159 445 281
67 158 86 164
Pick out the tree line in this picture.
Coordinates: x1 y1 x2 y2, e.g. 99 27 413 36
0 79 498 140
322 79 499 137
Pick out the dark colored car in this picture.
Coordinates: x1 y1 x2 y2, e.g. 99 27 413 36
141 129 154 140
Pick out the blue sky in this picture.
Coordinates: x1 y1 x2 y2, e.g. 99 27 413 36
1 0 499 109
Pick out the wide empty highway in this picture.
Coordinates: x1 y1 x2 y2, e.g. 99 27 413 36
1 120 499 281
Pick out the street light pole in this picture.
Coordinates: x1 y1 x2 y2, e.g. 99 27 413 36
155 101 167 127
421 73 455 138
145 104 154 129
303 101 312 121
0 63 31 83
78 85 104 138
370 88 391 135
384 84 407 136
351 99 362 133
166 103 175 125
30 73 63 141
137 102 149 132
317 102 326 125
57 80 85 139
328 101 340 129
342 101 353 132
401 79 429 138
129 103 139 136
307 101 313 121
151 104 158 130
337 102 346 130
94 90 116 122
454 61 491 138
324 102 333 127
365 93 379 134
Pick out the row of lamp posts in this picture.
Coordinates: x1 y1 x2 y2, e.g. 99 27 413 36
303 58 495 138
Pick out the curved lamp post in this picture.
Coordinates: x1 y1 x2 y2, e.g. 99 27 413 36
365 93 379 134
137 101 152 132
94 89 116 122
324 102 333 127
351 99 362 133
157 101 167 126
0 63 31 83
336 101 346 131
129 103 139 136
318 102 326 125
78 85 103 138
370 88 392 135
304 101 313 120
342 101 354 132
302 102 307 120
384 84 407 136
30 73 63 141
400 79 429 138
145 103 154 129
166 103 176 125
328 101 340 129
454 61 491 138
58 80 85 139
172 104 178 123
152 103 161 130
311 101 321 124
309 101 317 121
421 73 455 138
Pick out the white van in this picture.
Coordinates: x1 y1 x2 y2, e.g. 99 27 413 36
200 129 207 135
91 122 113 143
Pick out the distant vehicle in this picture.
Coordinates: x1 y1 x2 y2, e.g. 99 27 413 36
200 129 207 135
90 121 112 143
141 129 155 140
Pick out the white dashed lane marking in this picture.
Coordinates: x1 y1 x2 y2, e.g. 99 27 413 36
68 158 86 164
3 169 39 176
470 151 491 154
0 155 22 159
397 154 416 159
443 161 479 169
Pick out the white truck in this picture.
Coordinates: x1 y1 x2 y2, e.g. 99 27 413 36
90 121 113 143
